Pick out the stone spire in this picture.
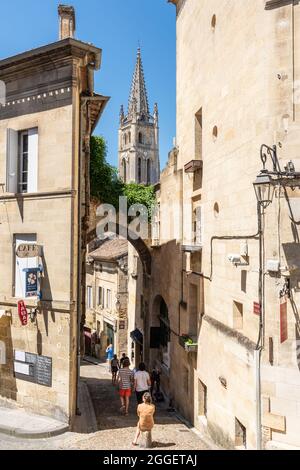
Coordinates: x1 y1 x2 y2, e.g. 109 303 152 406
128 48 150 121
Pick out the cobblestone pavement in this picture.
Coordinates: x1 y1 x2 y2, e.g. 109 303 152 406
0 361 216 450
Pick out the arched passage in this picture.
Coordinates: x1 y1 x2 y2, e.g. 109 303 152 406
87 223 152 276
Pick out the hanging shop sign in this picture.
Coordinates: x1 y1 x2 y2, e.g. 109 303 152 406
16 244 41 259
18 300 28 326
253 302 261 316
280 297 288 344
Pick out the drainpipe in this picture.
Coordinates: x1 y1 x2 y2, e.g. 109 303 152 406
76 97 84 415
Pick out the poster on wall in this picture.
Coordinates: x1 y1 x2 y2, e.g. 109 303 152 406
24 268 39 297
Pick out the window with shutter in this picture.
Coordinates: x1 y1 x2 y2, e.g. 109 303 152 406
194 206 202 246
6 128 38 194
6 129 18 193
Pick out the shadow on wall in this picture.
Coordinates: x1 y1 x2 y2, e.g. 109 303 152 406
0 314 18 403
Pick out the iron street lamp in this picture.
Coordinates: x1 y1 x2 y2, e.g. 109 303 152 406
253 170 275 209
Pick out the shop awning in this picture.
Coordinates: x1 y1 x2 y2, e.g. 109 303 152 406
130 329 143 345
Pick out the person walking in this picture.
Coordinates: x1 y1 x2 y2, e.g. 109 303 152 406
106 344 114 372
150 367 161 399
132 392 155 447
134 363 151 404
110 354 120 386
120 352 129 368
117 358 134 416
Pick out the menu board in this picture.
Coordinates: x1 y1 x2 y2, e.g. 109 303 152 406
14 351 52 388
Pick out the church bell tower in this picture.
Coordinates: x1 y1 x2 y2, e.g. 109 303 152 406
118 48 160 185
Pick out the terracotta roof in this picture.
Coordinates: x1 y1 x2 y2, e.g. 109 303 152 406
89 238 128 262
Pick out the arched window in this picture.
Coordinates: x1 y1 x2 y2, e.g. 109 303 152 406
124 134 127 146
147 159 151 185
138 158 142 183
138 132 143 144
128 132 131 144
122 159 127 183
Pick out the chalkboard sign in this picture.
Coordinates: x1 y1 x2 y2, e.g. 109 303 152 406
36 355 52 387
14 350 52 388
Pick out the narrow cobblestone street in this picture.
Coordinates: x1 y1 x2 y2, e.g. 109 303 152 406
0 360 216 450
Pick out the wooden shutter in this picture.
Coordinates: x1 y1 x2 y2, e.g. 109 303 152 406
6 129 18 193
28 128 38 193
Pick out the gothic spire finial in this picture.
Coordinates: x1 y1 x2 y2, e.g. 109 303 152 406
128 47 150 120
119 104 124 124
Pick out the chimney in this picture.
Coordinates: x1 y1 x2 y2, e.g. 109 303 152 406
58 4 76 40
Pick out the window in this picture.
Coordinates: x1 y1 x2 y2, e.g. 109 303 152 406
124 134 127 146
146 159 151 185
152 203 160 246
189 284 199 338
87 286 93 309
138 158 142 183
193 206 202 246
14 234 37 298
198 380 207 417
195 108 203 160
6 128 38 194
138 132 143 144
106 289 112 309
122 159 127 183
98 287 104 308
128 132 131 144
233 301 243 330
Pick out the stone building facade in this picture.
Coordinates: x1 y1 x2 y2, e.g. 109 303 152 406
0 6 108 425
85 238 128 359
148 0 300 449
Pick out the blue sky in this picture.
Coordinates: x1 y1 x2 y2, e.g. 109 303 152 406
0 0 176 169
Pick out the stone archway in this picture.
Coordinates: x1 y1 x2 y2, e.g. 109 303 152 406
87 224 152 276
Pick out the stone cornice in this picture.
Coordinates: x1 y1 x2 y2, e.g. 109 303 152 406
265 0 299 9
0 38 101 74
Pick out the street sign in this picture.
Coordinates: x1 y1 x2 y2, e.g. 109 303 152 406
253 302 261 315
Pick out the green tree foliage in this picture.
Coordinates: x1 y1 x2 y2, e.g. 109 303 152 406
123 183 156 218
90 136 156 218
90 136 124 209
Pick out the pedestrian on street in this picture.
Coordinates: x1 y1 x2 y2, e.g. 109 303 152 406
134 363 151 404
120 352 130 368
106 344 114 372
117 358 134 416
110 354 120 386
132 392 156 447
150 367 161 399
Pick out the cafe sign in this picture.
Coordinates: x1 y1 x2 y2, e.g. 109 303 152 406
16 244 40 259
